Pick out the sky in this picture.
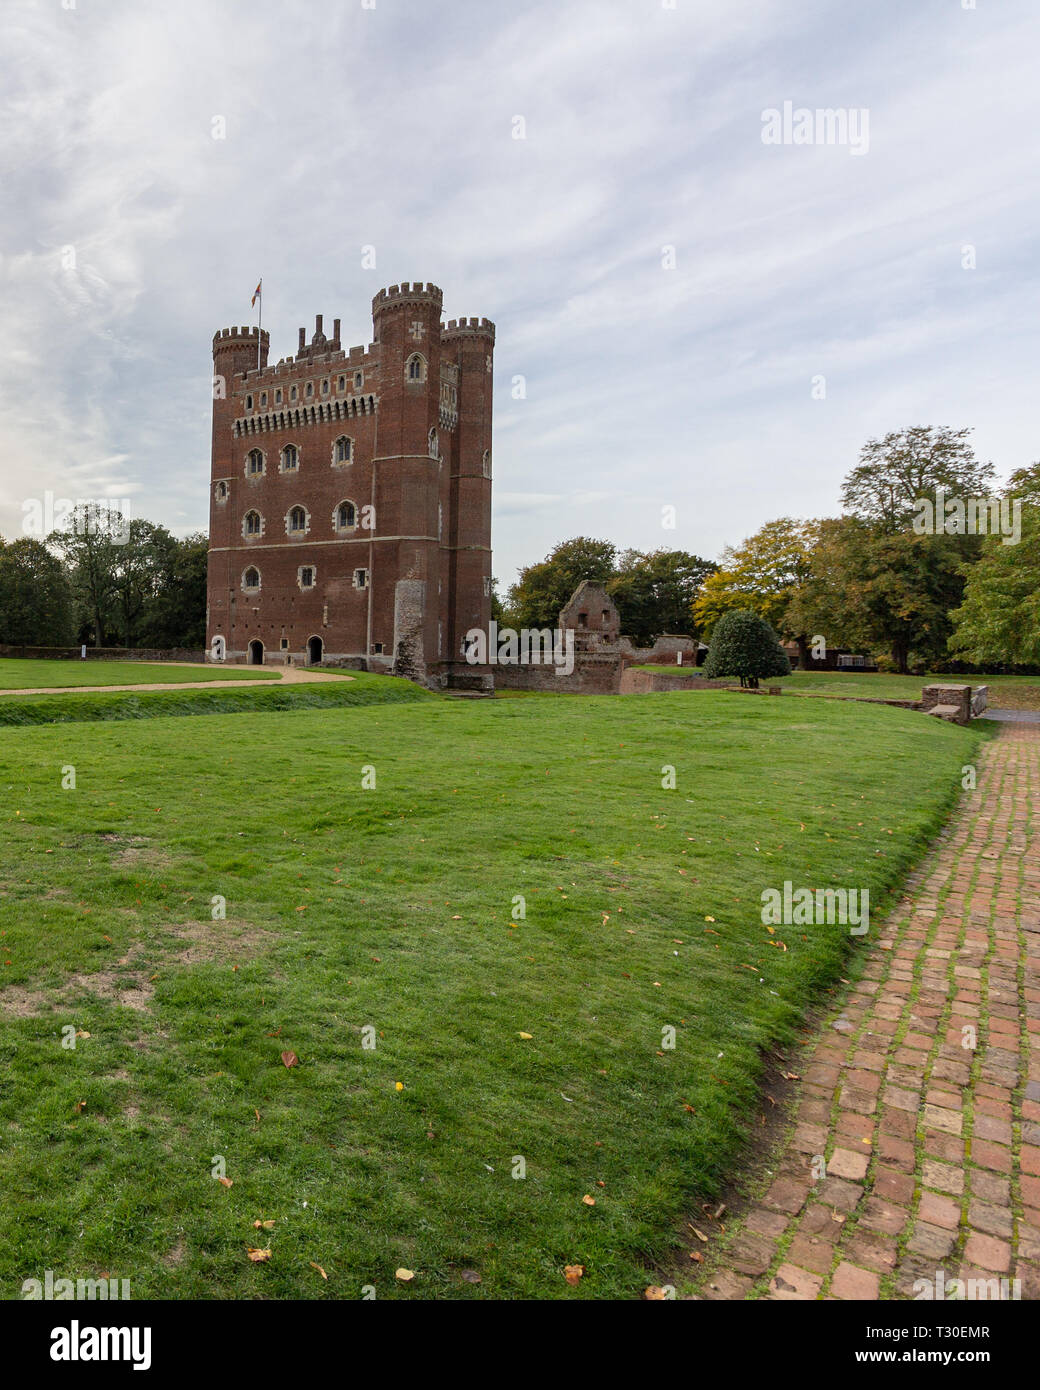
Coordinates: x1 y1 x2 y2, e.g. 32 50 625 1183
1 0 1038 589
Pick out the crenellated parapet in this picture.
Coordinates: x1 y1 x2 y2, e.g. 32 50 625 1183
371 282 444 316
442 316 496 344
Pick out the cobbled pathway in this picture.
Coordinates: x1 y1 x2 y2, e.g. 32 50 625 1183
692 722 1040 1300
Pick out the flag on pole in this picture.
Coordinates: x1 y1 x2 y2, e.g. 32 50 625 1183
251 279 262 307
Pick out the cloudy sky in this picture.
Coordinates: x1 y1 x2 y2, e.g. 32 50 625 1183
1 0 1037 587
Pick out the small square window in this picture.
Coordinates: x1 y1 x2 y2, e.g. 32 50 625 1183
353 568 369 590
280 638 289 650
300 566 315 589
305 382 314 398
245 395 253 410
373 642 384 655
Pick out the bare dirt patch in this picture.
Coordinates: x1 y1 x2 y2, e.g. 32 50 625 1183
165 917 280 965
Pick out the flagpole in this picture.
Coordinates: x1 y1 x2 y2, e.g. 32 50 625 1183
256 281 262 371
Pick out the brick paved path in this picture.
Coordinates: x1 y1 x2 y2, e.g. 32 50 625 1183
693 723 1040 1300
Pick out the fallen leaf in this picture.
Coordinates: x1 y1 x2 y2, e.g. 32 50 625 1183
217 1176 233 1189
253 1219 275 1229
518 1032 533 1040
581 1194 596 1206
645 1285 667 1299
690 1226 709 1242
689 1250 704 1263
73 1100 86 1114
281 1051 299 1069
395 1268 415 1282
461 1270 482 1284
75 1029 90 1039
310 1262 328 1280
246 1247 271 1262
563 1264 584 1285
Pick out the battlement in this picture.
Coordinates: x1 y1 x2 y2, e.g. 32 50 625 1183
442 316 496 343
372 282 444 314
213 326 269 346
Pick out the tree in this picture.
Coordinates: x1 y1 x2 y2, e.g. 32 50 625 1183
702 609 791 688
693 518 818 656
841 426 996 530
137 532 209 649
607 549 716 645
786 517 970 673
112 520 178 648
507 537 617 629
0 537 75 646
47 504 123 646
948 463 1040 667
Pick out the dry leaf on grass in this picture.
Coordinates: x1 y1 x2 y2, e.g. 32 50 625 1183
310 1262 328 1280
280 1051 299 1069
253 1219 275 1230
217 1176 233 1189
563 1264 584 1285
246 1247 271 1262
581 1195 596 1206
395 1268 415 1282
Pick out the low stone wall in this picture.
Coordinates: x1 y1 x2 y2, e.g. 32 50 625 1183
620 668 721 694
0 644 206 663
618 634 700 666
494 653 621 695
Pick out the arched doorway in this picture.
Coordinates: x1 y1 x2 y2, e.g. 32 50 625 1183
307 635 323 666
248 640 264 666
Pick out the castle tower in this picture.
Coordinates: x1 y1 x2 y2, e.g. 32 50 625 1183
441 315 495 686
208 327 269 654
204 286 493 686
370 283 446 682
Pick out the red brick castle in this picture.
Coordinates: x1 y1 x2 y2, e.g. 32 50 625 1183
206 282 494 689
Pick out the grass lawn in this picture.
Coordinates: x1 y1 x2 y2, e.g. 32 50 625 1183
634 666 1040 711
0 672 427 728
0 691 988 1299
0 659 281 690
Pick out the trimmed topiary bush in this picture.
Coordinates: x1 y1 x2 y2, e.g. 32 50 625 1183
703 609 791 689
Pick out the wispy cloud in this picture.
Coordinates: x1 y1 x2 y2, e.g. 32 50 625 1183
0 0 1037 584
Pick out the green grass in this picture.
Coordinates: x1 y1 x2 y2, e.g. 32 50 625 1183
0 692 989 1299
0 672 427 727
0 659 281 690
634 666 1040 711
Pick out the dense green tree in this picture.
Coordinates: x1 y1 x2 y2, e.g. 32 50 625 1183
0 537 75 646
693 518 818 660
47 504 123 646
506 536 617 629
948 463 1040 667
137 532 209 649
606 549 716 645
786 518 971 673
841 425 996 529
702 609 791 688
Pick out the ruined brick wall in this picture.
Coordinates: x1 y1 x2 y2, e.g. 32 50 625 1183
494 654 621 695
618 634 699 665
